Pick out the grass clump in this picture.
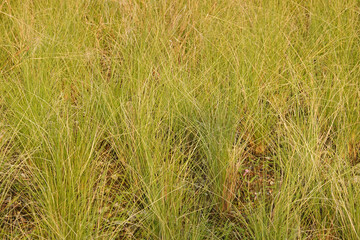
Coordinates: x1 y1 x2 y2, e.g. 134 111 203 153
1 0 360 239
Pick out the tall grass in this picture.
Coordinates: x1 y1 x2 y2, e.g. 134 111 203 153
1 0 360 239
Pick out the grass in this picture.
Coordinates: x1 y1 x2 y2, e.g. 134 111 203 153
1 0 360 239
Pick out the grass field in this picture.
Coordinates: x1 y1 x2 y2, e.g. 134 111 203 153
1 0 360 239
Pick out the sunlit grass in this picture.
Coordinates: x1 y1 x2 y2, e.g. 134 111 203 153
1 0 360 239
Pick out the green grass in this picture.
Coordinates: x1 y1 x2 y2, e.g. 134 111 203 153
1 0 360 239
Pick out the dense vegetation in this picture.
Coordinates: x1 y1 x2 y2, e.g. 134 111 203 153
1 0 360 239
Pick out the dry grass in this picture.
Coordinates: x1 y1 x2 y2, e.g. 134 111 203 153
1 0 360 239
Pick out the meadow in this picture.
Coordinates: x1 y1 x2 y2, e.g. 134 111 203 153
1 0 360 239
